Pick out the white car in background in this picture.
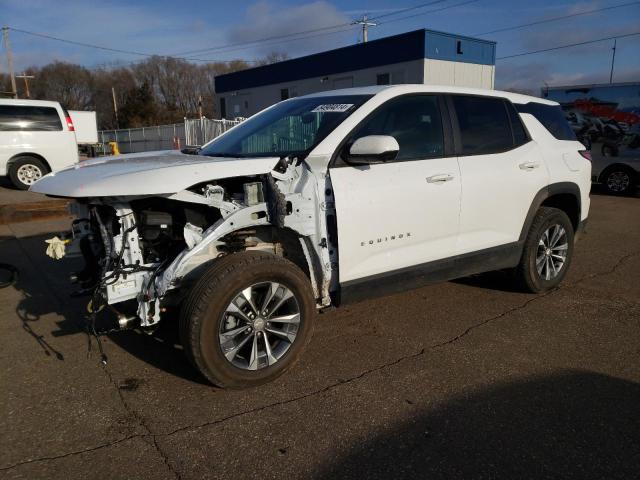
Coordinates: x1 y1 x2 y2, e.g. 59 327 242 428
31 85 591 388
0 99 79 189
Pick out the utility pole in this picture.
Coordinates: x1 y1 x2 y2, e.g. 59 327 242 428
111 86 119 129
16 72 34 98
609 38 617 84
351 14 377 43
2 27 18 98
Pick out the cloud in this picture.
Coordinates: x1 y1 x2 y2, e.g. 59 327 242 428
567 1 601 16
3 0 229 69
227 1 354 57
496 61 640 93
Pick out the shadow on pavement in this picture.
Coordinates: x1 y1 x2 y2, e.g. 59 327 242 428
590 183 640 198
316 370 640 480
2 231 207 383
452 270 526 293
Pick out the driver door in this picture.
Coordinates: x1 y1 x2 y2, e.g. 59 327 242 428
329 94 461 287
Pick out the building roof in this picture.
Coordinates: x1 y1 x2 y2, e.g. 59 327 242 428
215 29 496 94
545 81 640 90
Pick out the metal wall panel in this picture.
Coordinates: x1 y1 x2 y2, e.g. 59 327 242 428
425 31 495 66
424 59 495 89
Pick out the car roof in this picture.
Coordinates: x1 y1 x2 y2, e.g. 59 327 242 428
0 98 63 108
301 84 558 106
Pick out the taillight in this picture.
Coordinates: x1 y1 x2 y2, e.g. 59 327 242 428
579 150 591 161
65 116 75 132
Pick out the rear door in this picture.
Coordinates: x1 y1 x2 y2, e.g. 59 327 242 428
449 95 549 253
329 94 462 283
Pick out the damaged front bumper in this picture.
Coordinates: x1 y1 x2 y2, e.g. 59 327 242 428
52 158 337 330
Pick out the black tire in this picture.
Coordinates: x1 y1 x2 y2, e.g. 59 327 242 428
600 165 636 195
8 156 48 190
179 251 316 388
513 207 574 293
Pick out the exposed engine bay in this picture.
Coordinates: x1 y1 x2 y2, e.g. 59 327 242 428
53 157 337 330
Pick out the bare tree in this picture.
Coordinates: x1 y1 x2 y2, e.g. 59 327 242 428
6 54 264 127
31 62 94 110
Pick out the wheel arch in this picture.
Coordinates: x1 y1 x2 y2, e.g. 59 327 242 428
598 163 637 184
519 182 582 240
178 225 320 300
7 152 52 173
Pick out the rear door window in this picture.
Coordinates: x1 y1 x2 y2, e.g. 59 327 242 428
451 95 513 155
0 105 63 131
515 102 576 140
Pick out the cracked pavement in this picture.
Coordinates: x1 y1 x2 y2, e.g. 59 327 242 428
1 193 639 479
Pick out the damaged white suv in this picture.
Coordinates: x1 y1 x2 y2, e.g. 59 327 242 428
32 85 591 388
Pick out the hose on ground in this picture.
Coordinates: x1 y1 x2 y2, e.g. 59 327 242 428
0 263 18 289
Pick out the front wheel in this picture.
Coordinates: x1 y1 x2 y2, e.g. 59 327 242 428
179 251 316 388
513 207 574 293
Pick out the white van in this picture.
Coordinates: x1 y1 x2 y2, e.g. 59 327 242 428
0 99 79 189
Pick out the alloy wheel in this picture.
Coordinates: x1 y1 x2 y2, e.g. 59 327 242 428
606 171 630 192
536 224 568 281
218 282 300 371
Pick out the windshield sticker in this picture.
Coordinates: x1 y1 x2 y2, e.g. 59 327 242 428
311 104 354 113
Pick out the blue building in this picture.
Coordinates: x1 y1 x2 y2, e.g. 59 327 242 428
215 29 496 118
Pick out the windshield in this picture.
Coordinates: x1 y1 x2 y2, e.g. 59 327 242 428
199 95 372 158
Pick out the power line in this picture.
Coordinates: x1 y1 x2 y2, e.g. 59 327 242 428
174 0 476 57
475 1 640 36
496 31 640 59
181 25 358 59
172 0 479 63
7 1 481 65
173 22 354 57
185 25 355 61
369 0 447 20
7 26 262 64
8 27 152 57
377 0 481 25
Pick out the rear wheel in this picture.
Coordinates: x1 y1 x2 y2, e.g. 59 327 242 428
8 156 48 190
601 166 635 195
179 251 316 388
513 207 574 293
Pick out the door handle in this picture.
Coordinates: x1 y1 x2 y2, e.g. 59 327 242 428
426 173 455 183
519 161 541 170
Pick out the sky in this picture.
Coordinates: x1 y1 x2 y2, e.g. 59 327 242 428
1 0 639 91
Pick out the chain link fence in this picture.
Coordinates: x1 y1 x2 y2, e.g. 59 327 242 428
99 123 185 155
98 118 241 155
184 118 241 147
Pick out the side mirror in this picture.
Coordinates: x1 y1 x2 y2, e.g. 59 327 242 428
345 135 399 165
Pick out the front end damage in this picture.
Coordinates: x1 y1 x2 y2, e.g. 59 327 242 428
55 158 337 331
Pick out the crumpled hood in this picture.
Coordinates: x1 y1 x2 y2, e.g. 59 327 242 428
30 150 279 197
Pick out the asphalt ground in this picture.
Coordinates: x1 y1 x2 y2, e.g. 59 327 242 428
1 191 639 479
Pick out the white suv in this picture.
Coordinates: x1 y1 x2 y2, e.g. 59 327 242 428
31 85 591 388
0 99 79 189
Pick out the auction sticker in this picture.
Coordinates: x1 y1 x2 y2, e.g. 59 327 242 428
311 104 354 113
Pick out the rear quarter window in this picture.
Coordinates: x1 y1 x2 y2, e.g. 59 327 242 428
0 105 63 132
515 102 576 141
